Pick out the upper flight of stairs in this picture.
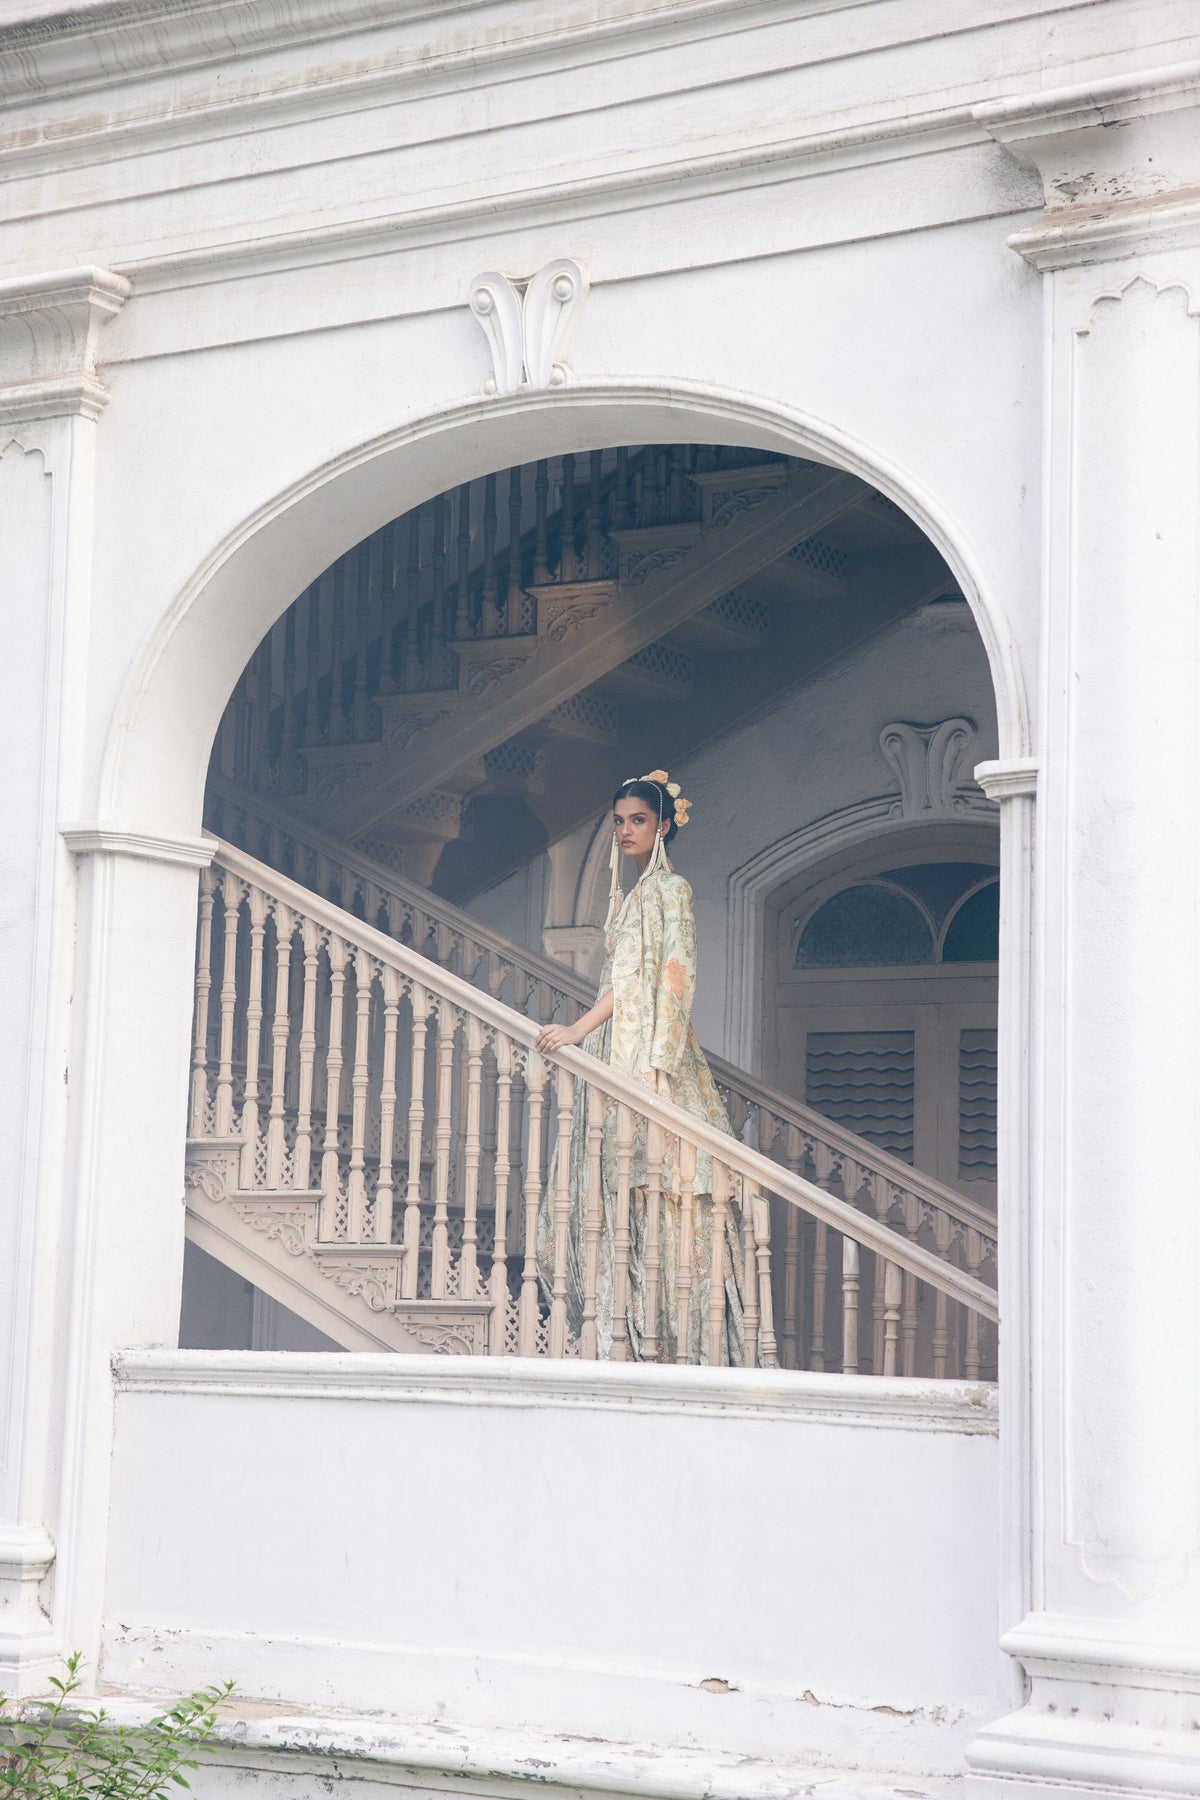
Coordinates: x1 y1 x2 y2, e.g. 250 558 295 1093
213 445 955 896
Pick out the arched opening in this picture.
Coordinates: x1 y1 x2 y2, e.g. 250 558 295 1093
108 387 1020 1373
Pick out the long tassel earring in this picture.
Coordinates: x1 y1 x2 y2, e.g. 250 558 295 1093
603 828 623 930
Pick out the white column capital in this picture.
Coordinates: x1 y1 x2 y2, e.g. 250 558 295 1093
0 266 131 428
61 825 218 870
975 63 1200 270
973 758 1039 802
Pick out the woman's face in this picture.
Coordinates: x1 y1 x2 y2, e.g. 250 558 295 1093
614 793 666 860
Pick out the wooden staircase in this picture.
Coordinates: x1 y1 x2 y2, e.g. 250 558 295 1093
195 786 999 1377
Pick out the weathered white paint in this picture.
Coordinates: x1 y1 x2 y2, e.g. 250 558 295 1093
105 1352 1001 1778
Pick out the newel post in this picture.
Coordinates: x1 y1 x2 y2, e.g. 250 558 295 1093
970 68 1200 1800
0 268 131 1694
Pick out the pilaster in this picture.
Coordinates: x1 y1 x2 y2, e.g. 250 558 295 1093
0 268 129 1693
970 69 1200 1800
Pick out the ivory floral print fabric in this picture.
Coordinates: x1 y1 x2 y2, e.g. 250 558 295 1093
538 867 746 1362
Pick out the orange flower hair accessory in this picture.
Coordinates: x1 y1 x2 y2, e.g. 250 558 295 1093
639 768 691 828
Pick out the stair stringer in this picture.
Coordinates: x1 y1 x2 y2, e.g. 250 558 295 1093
184 1143 492 1354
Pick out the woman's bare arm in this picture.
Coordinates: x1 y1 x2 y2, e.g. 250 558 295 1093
535 987 614 1054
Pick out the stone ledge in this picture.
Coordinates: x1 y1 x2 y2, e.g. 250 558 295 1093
112 1348 998 1434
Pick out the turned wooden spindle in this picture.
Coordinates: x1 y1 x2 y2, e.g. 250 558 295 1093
675 1139 697 1364
611 1103 634 1362
190 869 217 1137
490 1036 515 1348
642 1118 665 1362
708 1161 730 1367
237 884 267 1188
518 1051 548 1355
548 1063 575 1358
400 986 429 1298
317 936 348 1240
429 1004 456 1298
292 917 320 1190
841 1235 860 1375
741 1181 760 1369
882 1259 903 1377
264 903 293 1189
344 948 373 1242
753 1193 778 1369
213 870 242 1139
580 1085 605 1359
374 967 401 1245
459 1015 485 1299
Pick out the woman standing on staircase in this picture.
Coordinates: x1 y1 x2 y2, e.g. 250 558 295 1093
535 772 745 1362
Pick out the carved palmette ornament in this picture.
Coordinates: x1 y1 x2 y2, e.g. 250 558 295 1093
469 260 588 395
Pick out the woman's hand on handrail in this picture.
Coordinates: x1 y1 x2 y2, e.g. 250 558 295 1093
536 988 613 1054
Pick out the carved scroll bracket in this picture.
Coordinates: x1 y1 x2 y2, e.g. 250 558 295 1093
468 259 587 396
879 717 980 817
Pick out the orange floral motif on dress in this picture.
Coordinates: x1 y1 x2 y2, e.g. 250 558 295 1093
660 958 690 1000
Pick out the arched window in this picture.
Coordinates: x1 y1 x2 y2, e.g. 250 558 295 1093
941 880 1000 963
795 885 934 968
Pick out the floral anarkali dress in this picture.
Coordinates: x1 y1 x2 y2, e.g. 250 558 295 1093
538 866 745 1363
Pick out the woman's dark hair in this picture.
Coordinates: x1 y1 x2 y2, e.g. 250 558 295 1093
612 778 678 843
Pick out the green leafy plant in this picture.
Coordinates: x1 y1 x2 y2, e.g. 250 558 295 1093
0 1653 233 1798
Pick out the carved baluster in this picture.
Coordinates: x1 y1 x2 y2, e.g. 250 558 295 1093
580 1084 604 1360
490 1036 515 1349
429 1004 456 1299
901 1190 922 1377
371 967 400 1245
237 882 264 1180
741 1179 760 1369
400 985 429 1298
841 1236 860 1375
505 465 524 630
779 1125 804 1368
481 473 499 636
548 1063 575 1358
808 1144 835 1372
263 902 293 1189
868 1176 895 1374
642 1118 664 1362
754 1192 778 1368
877 1260 901 1377
318 936 348 1239
213 871 242 1139
430 493 448 684
931 1209 956 1378
674 1138 697 1363
533 459 550 582
454 483 472 637
585 449 603 577
190 868 217 1137
459 1015 484 1298
403 510 422 691
611 1102 634 1361
963 1227 986 1379
293 917 320 1189
611 446 630 531
344 949 373 1243
708 1161 730 1367
518 1051 548 1355
559 453 576 579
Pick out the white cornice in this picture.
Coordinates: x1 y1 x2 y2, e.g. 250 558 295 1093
61 825 218 868
974 758 1039 802
113 1349 998 1433
0 0 844 110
